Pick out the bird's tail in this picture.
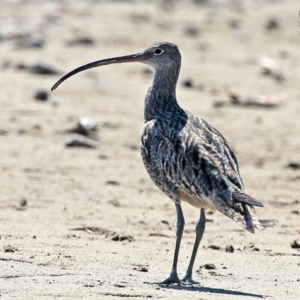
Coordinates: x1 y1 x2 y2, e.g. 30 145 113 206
232 190 264 207
220 191 264 233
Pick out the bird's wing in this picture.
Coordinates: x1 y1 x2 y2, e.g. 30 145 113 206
142 114 264 232
154 113 262 208
189 115 244 190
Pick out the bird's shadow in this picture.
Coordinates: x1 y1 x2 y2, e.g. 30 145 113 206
145 282 265 298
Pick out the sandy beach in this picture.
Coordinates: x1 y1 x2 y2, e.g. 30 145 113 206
0 0 299 299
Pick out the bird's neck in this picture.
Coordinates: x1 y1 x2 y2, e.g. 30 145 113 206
144 66 181 122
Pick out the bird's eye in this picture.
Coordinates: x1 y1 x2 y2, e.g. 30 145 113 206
154 48 164 55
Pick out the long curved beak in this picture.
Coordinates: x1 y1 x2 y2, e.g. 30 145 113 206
51 52 146 91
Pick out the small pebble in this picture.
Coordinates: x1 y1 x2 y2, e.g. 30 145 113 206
66 37 95 47
80 117 97 132
203 263 216 270
65 117 98 139
208 244 221 250
287 160 300 170
19 198 27 207
265 18 280 31
4 245 18 253
112 234 134 242
34 90 48 101
291 240 300 249
225 245 234 253
106 180 119 186
181 78 193 88
29 63 60 75
65 134 97 148
133 266 148 272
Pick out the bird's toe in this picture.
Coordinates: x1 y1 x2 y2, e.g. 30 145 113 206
181 275 200 285
151 272 182 285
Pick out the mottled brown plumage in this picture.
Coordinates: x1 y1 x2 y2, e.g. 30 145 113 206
51 41 264 285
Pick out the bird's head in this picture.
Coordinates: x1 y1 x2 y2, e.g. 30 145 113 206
141 42 181 70
51 41 181 91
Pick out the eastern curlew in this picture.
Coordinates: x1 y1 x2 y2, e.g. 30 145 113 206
51 42 264 285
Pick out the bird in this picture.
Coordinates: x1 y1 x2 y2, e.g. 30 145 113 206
51 41 264 285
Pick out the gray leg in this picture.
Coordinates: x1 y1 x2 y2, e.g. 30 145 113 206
182 208 206 284
158 203 185 285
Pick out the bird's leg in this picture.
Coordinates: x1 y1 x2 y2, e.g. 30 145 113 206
158 203 185 285
181 208 206 285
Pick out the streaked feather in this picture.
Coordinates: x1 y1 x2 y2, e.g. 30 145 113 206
140 42 264 233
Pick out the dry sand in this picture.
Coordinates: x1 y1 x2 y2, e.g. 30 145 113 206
0 0 299 299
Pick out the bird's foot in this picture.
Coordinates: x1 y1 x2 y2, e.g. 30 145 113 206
181 275 200 286
152 272 182 285
145 271 200 286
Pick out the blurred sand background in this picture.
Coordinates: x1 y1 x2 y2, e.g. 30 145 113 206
0 0 299 299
